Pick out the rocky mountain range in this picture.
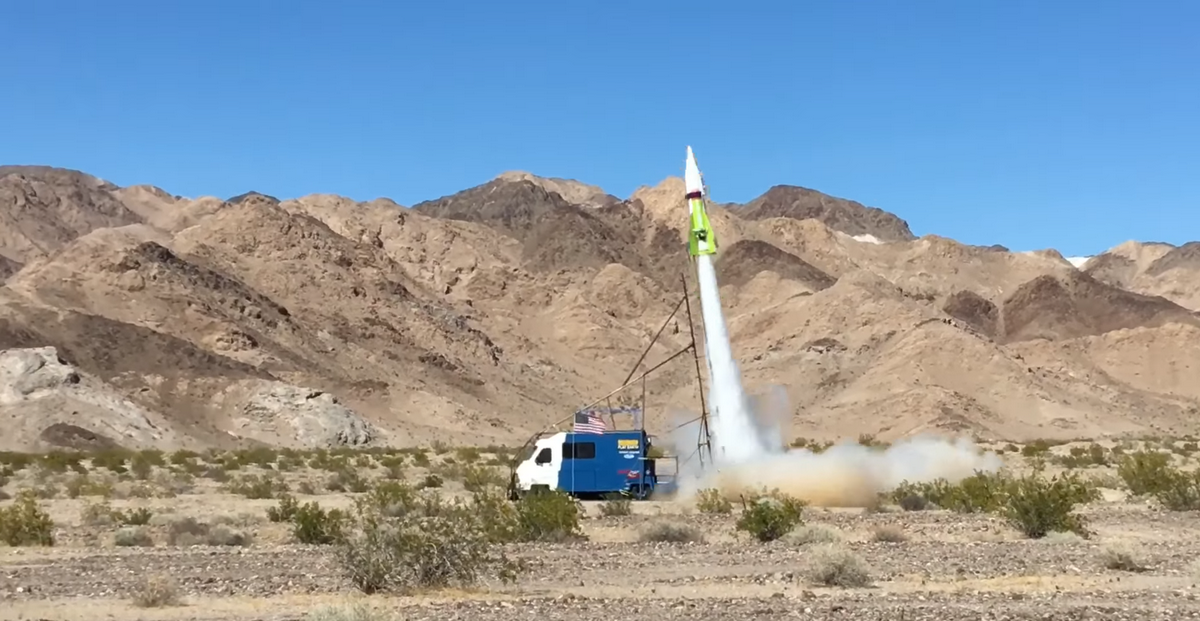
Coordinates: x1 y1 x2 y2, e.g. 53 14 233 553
1 165 1197 452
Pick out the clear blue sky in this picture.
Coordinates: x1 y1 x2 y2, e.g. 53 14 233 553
2 1 1196 256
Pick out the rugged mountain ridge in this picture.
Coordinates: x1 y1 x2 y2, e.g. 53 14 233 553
0 165 1197 451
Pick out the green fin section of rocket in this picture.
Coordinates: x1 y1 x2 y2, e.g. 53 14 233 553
688 197 718 257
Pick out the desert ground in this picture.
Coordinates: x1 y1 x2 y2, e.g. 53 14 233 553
4 439 1200 621
3 166 1200 620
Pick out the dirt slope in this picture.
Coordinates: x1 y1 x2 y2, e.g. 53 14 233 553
0 166 143 264
1085 241 1200 310
738 185 916 242
0 165 1197 449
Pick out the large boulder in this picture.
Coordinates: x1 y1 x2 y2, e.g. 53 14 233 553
227 381 377 449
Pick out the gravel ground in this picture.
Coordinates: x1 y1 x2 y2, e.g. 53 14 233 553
5 499 1200 620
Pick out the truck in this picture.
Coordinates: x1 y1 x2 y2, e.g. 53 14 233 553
508 427 678 500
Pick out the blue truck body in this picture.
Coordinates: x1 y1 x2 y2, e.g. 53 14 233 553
512 429 676 500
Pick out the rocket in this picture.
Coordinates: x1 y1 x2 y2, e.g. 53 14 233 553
685 146 718 257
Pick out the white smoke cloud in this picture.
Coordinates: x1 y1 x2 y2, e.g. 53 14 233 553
671 253 1003 507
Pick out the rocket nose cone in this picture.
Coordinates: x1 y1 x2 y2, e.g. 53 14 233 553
684 146 703 195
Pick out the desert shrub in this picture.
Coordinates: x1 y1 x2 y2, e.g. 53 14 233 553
736 493 805 542
307 602 391 621
455 447 481 463
896 492 929 511
224 473 288 499
116 507 154 526
1151 468 1200 511
805 544 872 587
1100 544 1148 572
870 525 909 543
0 490 55 546
1041 530 1086 544
638 522 704 543
1118 450 1174 496
38 451 87 474
167 517 208 546
891 472 1007 514
63 474 115 499
1002 472 1095 538
790 524 842 545
420 473 444 489
0 451 33 472
336 492 520 594
1021 440 1055 457
599 494 632 517
513 489 584 542
80 500 119 526
132 575 183 608
694 488 733 514
292 501 348 545
1058 443 1111 468
115 526 154 547
152 470 195 496
166 517 253 546
129 451 163 480
325 468 369 493
359 481 422 518
205 524 254 546
468 486 521 544
267 493 301 523
461 465 505 492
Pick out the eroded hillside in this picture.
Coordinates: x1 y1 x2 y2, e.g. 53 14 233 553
0 166 1196 451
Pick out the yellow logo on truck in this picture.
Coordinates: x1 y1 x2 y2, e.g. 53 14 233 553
617 439 640 451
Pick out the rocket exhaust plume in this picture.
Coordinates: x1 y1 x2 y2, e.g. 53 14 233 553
680 146 1001 506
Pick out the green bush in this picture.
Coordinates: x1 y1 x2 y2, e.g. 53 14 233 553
599 494 632 517
325 469 369 493
118 507 154 526
267 493 301 523
336 493 520 595
513 489 584 542
694 488 733 514
736 493 805 542
224 473 289 499
1151 468 1200 511
0 490 55 546
291 501 348 545
461 465 506 492
1118 450 1173 497
893 472 1008 514
1002 472 1095 539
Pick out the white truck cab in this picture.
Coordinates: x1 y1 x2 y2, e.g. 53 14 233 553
513 432 566 494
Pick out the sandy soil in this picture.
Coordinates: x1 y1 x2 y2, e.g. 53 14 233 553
4 443 1200 621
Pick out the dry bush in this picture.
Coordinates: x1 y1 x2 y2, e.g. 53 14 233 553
694 488 732 514
1100 544 1149 572
638 522 704 544
337 490 521 594
599 494 632 517
789 524 842 545
870 525 909 543
307 602 392 621
114 526 154 547
132 575 184 607
805 544 873 587
1041 530 1085 544
165 517 252 547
